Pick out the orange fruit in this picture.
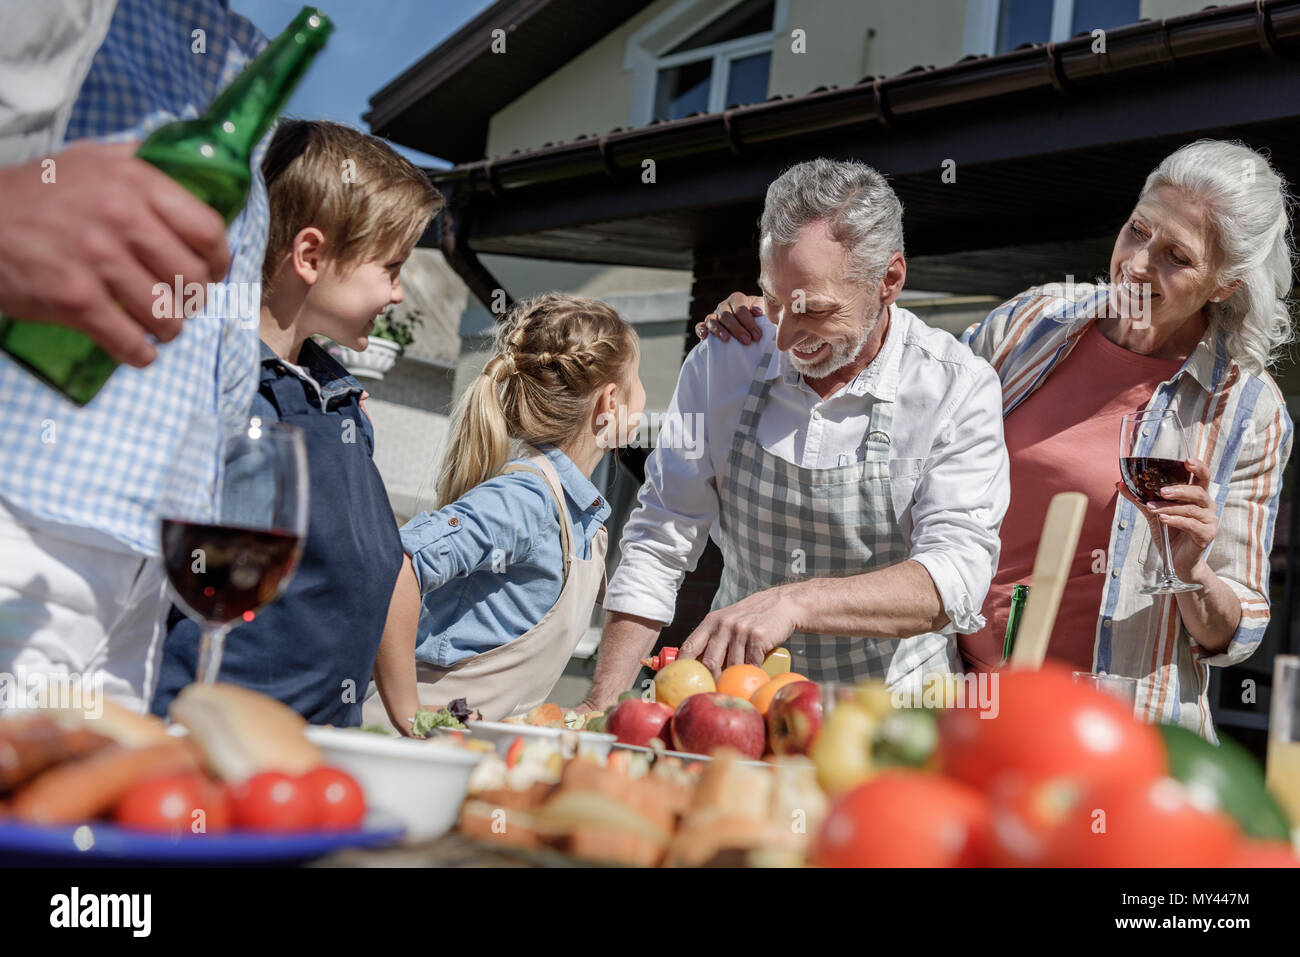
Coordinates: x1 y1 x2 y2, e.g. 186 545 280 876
750 673 809 715
716 664 770 701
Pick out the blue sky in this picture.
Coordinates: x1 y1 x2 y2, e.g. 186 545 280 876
231 0 495 166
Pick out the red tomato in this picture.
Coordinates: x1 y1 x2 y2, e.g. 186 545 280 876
1042 777 1239 867
1226 841 1300 868
810 770 991 867
229 771 318 831
505 736 524 769
114 772 230 835
299 766 366 830
937 664 1166 794
987 774 1086 866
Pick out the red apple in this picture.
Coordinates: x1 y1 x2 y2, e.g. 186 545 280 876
671 693 765 760
766 680 823 755
605 698 674 747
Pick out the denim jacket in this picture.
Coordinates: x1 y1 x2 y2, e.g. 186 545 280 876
401 445 612 667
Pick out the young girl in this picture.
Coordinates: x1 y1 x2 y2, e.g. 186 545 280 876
366 294 643 730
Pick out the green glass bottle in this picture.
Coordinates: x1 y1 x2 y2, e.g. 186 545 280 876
0 6 332 406
1001 583 1029 666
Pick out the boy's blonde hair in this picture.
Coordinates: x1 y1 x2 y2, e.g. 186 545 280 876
260 119 443 292
436 294 639 507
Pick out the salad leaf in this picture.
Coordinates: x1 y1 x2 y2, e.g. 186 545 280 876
411 707 465 737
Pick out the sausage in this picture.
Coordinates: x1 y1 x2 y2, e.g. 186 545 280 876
11 740 198 825
0 716 113 794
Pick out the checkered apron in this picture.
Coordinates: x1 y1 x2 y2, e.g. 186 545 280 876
712 349 959 687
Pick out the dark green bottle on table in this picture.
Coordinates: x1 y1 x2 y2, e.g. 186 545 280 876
0 6 332 406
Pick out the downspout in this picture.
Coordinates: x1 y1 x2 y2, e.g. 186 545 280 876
436 185 516 318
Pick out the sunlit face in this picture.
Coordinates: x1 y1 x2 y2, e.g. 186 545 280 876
597 357 646 448
759 219 880 379
305 242 411 351
618 360 647 444
1109 185 1228 335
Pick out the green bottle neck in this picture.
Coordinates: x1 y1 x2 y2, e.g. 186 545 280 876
201 7 332 157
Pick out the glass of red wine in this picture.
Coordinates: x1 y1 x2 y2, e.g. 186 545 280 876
159 416 309 682
1118 409 1202 595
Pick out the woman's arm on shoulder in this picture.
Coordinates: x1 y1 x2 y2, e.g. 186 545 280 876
962 289 1042 370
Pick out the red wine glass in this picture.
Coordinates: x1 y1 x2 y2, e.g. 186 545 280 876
1118 409 1202 595
159 416 309 682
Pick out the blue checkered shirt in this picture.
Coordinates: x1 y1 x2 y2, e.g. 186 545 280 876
0 0 270 556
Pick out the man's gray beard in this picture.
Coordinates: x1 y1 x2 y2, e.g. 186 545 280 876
787 306 882 379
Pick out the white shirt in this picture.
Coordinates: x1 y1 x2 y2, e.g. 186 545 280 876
604 302 1010 634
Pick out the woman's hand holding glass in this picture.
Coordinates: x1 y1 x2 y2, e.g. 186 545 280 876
1115 455 1218 582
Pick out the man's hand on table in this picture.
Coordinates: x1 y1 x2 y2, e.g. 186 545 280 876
678 584 801 677
0 141 231 367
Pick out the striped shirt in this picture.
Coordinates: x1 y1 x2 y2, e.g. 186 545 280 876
964 284 1293 741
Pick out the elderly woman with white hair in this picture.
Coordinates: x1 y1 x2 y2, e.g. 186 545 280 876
703 139 1294 741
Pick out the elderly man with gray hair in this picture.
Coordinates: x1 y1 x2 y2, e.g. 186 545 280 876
583 158 1010 707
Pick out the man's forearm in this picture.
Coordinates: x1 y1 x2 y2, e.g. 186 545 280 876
783 560 950 638
586 610 665 710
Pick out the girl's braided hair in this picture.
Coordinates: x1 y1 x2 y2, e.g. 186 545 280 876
435 294 638 507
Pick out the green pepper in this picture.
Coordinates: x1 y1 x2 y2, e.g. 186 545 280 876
1157 723 1290 841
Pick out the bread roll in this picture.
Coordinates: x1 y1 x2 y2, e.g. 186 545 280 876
50 699 172 749
168 683 321 783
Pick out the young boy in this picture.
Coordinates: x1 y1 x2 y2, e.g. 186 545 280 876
151 119 442 725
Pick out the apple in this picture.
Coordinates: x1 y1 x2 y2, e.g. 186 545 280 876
653 658 715 709
766 680 823 755
606 698 674 748
671 693 765 760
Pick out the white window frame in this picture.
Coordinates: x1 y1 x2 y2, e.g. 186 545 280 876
625 0 789 127
962 0 1079 57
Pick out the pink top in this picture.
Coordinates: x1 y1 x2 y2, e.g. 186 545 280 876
961 323 1183 672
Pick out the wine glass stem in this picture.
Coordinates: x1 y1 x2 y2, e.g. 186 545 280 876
196 623 232 683
1159 521 1179 584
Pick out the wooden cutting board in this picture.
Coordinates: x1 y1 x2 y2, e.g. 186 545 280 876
1009 492 1089 670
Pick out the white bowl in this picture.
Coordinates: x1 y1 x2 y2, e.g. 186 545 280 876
464 720 617 760
303 726 485 841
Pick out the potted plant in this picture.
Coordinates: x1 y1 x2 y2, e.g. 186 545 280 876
329 307 424 380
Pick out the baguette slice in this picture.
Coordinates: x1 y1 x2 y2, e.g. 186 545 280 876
565 826 665 867
459 799 546 850
168 682 322 783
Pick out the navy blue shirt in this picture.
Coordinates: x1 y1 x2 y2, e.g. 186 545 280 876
152 339 402 725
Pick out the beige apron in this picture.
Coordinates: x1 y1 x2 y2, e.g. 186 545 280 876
363 447 607 728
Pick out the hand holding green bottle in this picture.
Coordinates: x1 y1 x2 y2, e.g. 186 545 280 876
0 7 332 405
0 140 231 368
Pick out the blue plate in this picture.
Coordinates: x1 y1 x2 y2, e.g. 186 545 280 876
0 811 405 866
